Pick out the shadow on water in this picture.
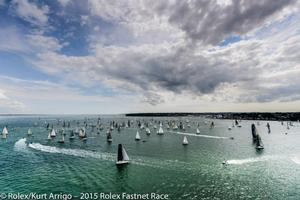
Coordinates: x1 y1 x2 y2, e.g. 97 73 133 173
255 149 264 155
115 164 130 191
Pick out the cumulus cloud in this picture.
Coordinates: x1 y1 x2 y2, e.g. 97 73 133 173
163 0 297 45
11 0 49 26
2 0 300 111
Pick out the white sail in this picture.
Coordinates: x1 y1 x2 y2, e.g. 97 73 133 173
135 131 141 140
47 132 51 140
2 127 8 135
196 128 200 134
79 128 85 137
158 126 164 134
173 125 178 130
183 136 189 145
50 129 56 137
2 127 8 139
27 128 32 135
146 128 151 134
122 147 129 161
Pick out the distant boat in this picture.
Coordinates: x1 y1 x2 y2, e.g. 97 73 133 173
47 132 51 140
173 125 178 130
256 134 264 150
69 130 75 140
27 128 32 136
145 127 151 135
135 131 141 140
2 126 8 139
196 128 200 134
116 144 129 165
107 131 112 142
50 129 56 137
157 126 164 135
228 127 232 130
79 128 86 138
58 133 65 143
251 124 258 140
182 136 189 145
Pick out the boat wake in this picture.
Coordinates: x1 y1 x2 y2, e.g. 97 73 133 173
14 138 28 152
14 139 192 170
226 156 279 165
28 142 116 162
169 131 231 139
290 156 300 165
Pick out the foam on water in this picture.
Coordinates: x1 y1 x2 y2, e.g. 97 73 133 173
290 156 300 165
169 131 231 139
226 156 278 165
28 142 116 161
26 141 192 170
14 138 28 152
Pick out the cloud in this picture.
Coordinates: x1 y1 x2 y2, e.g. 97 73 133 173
31 15 300 106
0 88 26 112
0 26 29 52
0 75 138 114
162 0 297 45
11 0 49 26
27 34 64 52
57 0 71 7
2 0 300 112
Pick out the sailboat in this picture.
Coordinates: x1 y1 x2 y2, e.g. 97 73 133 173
145 127 151 135
256 134 264 150
69 130 75 140
58 133 65 143
50 128 56 137
107 131 113 142
47 132 51 140
196 128 200 134
182 136 189 145
135 131 141 140
157 125 164 135
173 124 178 130
79 128 86 138
116 144 130 165
251 124 258 141
2 126 8 139
27 128 32 136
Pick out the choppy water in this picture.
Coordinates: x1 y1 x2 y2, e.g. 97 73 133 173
1 115 300 199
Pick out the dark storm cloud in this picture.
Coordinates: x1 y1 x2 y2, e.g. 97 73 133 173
99 43 258 101
159 0 296 44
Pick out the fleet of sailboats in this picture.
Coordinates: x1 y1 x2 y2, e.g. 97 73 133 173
4 117 290 168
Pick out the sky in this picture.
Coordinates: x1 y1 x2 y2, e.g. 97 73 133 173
0 0 300 114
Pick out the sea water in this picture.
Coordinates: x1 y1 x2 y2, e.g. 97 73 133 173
1 115 300 199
